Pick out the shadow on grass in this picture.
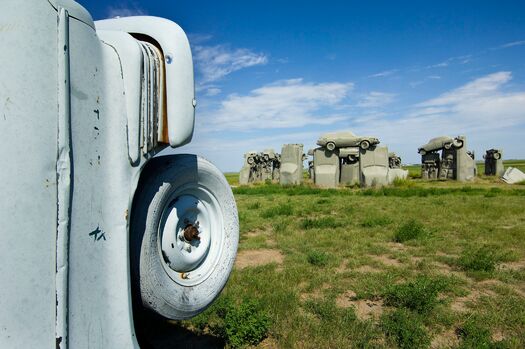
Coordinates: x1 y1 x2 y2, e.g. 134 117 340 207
135 312 225 349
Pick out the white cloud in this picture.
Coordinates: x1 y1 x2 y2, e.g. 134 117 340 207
416 71 511 107
349 71 525 163
368 69 398 78
205 87 222 96
200 78 354 131
427 55 472 69
193 44 268 85
357 92 396 108
107 3 146 18
493 40 525 50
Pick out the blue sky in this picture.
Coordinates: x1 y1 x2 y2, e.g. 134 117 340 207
82 0 525 171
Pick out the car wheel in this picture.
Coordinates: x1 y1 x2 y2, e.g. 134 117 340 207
453 139 463 148
494 153 501 160
360 140 370 150
130 154 239 320
326 142 336 151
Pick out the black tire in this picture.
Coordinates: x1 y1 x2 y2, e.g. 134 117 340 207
494 153 501 160
130 154 238 320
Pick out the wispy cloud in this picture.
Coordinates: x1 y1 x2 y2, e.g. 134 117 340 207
357 92 396 108
106 2 146 18
348 71 525 162
193 44 268 86
205 87 222 96
427 55 472 69
368 69 398 78
200 78 354 131
492 40 525 50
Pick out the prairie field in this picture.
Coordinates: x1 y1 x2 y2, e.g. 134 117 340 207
145 161 525 348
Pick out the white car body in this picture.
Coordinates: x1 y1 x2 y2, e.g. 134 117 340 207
0 1 236 348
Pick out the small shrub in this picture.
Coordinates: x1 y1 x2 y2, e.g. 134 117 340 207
247 201 261 210
225 299 270 348
383 275 447 313
456 318 510 349
300 217 343 230
307 250 328 266
458 245 502 272
393 219 428 243
381 309 430 349
361 216 393 227
261 203 293 218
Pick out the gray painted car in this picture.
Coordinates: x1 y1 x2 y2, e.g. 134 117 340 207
317 131 380 151
418 136 463 155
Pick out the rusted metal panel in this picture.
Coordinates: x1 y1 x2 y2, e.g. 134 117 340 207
96 17 196 148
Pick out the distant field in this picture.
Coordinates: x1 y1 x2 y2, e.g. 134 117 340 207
227 160 525 185
155 166 525 348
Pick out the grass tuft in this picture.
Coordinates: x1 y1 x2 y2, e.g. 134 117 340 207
381 309 430 349
300 217 343 230
225 299 270 348
383 275 448 313
307 250 329 266
261 203 293 218
361 215 393 227
247 201 261 210
393 219 428 243
456 317 511 349
457 245 502 272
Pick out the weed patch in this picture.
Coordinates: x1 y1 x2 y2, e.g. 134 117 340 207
247 201 261 210
300 217 343 230
383 275 448 313
189 297 270 348
458 245 503 272
261 203 293 218
307 250 329 266
225 299 270 348
381 309 430 349
393 219 428 243
393 178 416 188
361 216 393 228
456 317 510 349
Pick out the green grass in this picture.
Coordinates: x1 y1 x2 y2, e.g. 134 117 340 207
383 275 449 313
393 219 428 243
381 309 430 349
174 174 525 348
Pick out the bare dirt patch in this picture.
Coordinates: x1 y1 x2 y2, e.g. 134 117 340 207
235 249 284 270
335 291 384 320
257 336 279 349
498 259 525 271
335 259 348 273
355 265 382 273
370 254 402 267
450 288 497 313
335 290 357 308
300 283 330 302
385 242 407 252
432 262 471 280
354 299 384 320
430 329 460 349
